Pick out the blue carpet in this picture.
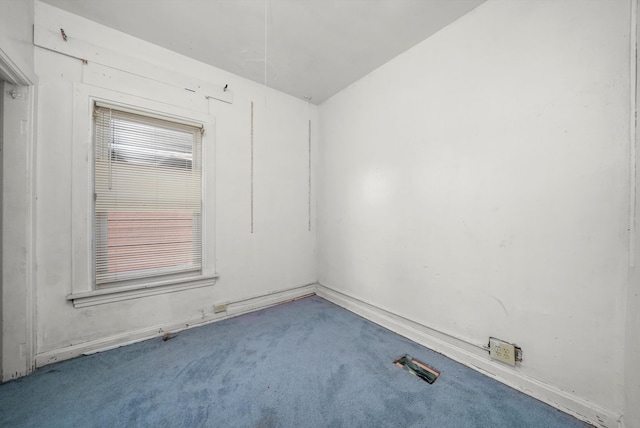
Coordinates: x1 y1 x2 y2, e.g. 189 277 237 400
0 296 590 427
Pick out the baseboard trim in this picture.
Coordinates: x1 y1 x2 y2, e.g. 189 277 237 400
35 283 317 368
316 283 621 428
33 281 622 427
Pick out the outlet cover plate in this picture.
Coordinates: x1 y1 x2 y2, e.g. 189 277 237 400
214 304 227 313
489 337 516 366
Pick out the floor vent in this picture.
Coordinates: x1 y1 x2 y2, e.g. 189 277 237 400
394 354 440 384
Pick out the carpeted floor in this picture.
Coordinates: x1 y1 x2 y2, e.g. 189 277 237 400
0 296 590 427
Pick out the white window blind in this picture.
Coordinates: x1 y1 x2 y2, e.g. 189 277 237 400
94 104 203 286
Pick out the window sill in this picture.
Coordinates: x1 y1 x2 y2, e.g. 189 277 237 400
66 274 219 308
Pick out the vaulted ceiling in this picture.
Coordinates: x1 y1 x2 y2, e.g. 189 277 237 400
40 0 485 104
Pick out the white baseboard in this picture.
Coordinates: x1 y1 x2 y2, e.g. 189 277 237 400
35 283 316 367
33 281 622 427
316 283 621 428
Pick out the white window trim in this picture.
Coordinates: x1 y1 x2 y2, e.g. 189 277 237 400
66 274 219 308
69 82 217 307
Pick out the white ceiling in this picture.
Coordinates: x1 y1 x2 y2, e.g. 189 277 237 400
40 0 485 104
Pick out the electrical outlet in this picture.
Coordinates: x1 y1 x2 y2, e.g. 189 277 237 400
489 337 521 366
214 304 227 313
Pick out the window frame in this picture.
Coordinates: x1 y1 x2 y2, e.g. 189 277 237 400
92 102 204 287
67 85 217 308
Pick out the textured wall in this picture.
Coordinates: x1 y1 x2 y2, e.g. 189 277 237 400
318 0 631 422
33 2 317 358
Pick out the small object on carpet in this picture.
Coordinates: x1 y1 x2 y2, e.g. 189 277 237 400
395 354 440 384
162 332 177 342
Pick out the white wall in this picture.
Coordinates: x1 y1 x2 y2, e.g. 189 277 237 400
1 82 36 381
32 1 317 363
0 0 37 381
625 145 640 428
318 0 632 425
625 3 640 424
0 0 36 84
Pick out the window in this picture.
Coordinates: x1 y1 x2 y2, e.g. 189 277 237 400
93 104 203 287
